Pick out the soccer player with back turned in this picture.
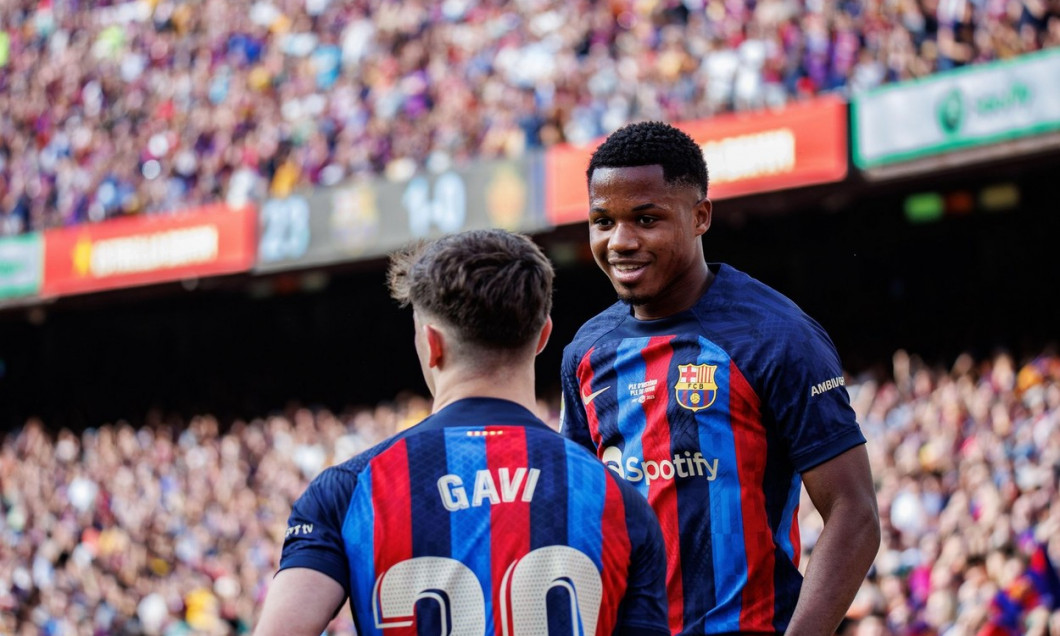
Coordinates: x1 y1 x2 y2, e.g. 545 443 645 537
253 229 670 636
560 121 881 636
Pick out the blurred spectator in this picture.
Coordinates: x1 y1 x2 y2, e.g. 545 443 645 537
1 0 1058 235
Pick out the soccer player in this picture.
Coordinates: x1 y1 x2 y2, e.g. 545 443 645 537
560 121 881 635
253 229 670 636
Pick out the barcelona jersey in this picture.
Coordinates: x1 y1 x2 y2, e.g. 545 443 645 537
560 264 867 635
278 397 669 636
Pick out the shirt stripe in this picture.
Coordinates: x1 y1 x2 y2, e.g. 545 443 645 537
444 428 493 625
730 362 776 630
565 444 605 568
596 474 631 636
565 445 606 634
786 498 802 570
638 335 685 634
670 338 717 631
486 426 531 634
527 429 567 551
695 343 744 632
578 346 605 451
613 337 651 496
344 466 377 635
407 433 452 557
369 439 413 631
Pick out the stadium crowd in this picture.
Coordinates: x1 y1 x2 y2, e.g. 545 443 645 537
1 347 1059 635
2 0 1059 235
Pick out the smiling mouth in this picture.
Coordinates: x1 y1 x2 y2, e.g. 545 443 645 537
609 262 648 284
611 262 647 272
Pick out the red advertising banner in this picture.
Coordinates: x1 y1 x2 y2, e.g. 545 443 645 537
545 96 849 225
42 204 257 297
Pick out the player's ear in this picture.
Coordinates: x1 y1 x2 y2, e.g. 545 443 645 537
424 323 446 368
693 197 712 237
534 316 553 356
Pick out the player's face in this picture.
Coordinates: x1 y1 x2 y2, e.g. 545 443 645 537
588 165 711 320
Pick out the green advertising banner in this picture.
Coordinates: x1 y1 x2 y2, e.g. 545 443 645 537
852 49 1060 168
0 233 44 300
0 31 10 68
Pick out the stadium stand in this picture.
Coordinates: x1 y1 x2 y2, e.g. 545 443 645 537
1 349 1058 633
1 0 1058 234
3 0 1060 634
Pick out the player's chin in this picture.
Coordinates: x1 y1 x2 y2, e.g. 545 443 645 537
614 286 653 307
608 272 655 304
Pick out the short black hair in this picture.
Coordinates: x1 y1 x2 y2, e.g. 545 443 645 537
587 121 709 198
387 229 554 350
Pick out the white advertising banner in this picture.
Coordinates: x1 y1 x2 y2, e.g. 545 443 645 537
852 49 1060 168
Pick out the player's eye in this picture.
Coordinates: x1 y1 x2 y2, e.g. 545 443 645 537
591 216 614 228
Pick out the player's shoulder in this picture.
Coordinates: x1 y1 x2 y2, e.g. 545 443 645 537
704 264 806 320
311 428 411 490
700 264 826 339
564 302 629 358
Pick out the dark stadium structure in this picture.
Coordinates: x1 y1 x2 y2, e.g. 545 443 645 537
2 148 1059 432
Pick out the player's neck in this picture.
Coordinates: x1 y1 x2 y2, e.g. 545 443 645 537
429 368 539 414
633 263 714 320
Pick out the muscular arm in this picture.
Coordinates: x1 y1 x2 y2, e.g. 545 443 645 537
786 444 880 636
252 567 347 636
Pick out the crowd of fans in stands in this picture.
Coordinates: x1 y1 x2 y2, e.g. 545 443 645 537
1 347 1058 635
0 393 433 635
3 1 1060 634
2 0 1059 235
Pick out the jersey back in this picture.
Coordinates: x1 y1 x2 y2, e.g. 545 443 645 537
279 398 669 636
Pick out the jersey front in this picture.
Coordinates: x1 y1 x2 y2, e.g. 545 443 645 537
560 264 867 635
278 397 669 636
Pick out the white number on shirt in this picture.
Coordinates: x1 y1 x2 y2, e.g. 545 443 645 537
372 546 602 635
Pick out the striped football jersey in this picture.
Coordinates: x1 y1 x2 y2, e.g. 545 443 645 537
278 397 669 635
560 264 867 635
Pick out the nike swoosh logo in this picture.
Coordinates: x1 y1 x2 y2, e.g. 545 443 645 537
581 386 611 405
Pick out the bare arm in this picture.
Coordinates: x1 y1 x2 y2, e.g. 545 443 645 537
786 444 880 636
252 567 347 636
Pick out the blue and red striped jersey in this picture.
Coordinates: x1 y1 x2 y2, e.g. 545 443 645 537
278 397 669 636
560 264 867 635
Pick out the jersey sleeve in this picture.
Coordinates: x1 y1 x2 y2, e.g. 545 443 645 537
765 315 866 472
613 478 670 636
277 465 356 596
559 343 595 453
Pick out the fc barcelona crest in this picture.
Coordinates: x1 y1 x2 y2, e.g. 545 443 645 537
675 364 718 412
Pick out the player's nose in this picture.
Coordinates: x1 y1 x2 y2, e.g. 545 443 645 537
608 221 640 252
